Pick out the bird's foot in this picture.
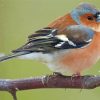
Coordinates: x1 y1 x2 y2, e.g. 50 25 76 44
71 73 81 78
71 73 83 88
53 72 66 77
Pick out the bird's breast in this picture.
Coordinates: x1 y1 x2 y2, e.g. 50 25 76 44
57 34 100 73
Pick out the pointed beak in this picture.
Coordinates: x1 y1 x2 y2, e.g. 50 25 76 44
95 12 100 22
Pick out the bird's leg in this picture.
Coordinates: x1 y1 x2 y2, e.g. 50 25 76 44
71 72 83 88
71 72 81 81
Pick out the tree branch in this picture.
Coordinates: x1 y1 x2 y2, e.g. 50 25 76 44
0 75 100 100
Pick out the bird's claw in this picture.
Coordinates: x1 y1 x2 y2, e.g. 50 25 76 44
53 72 66 77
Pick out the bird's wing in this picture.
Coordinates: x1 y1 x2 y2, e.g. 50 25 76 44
12 25 94 53
12 27 60 53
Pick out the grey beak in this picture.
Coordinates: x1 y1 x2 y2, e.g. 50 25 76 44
95 12 100 22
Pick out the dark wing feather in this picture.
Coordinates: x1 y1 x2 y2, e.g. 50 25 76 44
12 27 60 53
55 25 94 49
28 27 57 41
12 25 94 53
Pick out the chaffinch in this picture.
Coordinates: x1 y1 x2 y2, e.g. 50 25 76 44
0 3 100 75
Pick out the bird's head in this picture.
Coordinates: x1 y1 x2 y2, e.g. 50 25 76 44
71 3 100 32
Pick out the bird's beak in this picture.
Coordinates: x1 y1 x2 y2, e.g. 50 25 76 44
95 12 100 22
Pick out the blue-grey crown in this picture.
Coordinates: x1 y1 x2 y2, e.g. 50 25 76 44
71 3 99 24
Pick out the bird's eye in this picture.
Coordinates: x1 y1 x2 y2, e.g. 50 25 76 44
87 16 94 21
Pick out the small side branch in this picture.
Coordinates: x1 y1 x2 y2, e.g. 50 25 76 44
0 75 100 100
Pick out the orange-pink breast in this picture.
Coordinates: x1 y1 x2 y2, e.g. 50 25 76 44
58 33 100 73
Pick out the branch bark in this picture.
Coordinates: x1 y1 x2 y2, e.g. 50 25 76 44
0 75 100 100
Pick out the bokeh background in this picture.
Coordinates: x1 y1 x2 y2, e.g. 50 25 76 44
0 0 100 100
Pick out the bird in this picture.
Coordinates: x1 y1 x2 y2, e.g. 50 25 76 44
0 3 100 76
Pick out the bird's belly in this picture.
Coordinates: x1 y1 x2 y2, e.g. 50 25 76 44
19 38 100 74
19 48 100 74
48 35 100 74
56 48 100 74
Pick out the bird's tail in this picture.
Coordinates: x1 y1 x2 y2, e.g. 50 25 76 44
0 51 30 62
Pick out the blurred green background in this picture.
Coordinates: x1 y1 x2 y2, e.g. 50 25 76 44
0 0 100 100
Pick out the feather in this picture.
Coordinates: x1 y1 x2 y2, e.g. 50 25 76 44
13 25 94 53
0 51 30 62
71 3 99 24
0 25 94 62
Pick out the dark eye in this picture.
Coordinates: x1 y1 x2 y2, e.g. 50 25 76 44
87 16 94 21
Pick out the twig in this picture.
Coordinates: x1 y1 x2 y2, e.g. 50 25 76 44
0 75 100 100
